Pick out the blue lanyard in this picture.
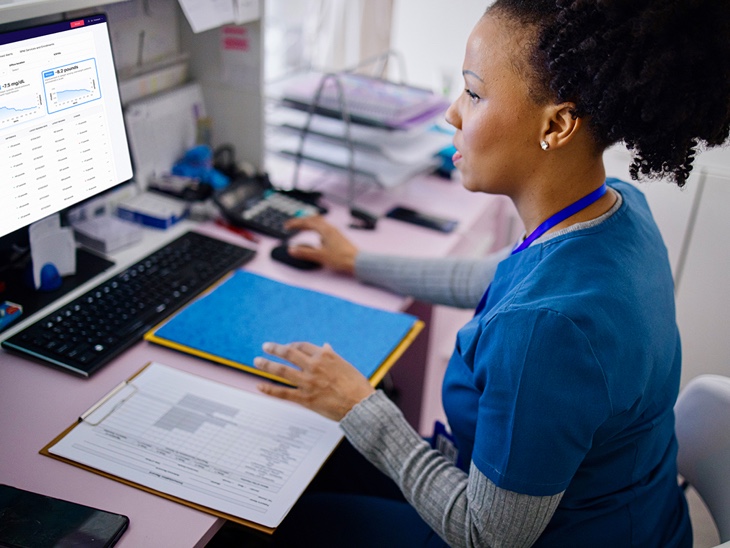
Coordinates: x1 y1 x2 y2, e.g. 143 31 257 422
474 183 608 316
511 183 607 255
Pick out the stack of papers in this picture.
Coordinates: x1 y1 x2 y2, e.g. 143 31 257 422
266 72 453 189
267 130 442 189
277 72 450 130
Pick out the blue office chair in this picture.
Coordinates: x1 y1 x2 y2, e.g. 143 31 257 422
675 374 730 545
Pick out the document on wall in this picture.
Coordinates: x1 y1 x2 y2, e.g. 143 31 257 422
123 83 205 186
43 362 343 530
178 0 236 33
234 0 260 24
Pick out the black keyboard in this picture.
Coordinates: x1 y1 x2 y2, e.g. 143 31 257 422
1 231 255 377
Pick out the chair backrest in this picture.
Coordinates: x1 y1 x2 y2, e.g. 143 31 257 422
675 374 730 543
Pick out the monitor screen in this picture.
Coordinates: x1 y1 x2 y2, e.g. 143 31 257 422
0 14 133 239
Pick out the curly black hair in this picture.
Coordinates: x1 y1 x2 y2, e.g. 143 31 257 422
488 0 730 186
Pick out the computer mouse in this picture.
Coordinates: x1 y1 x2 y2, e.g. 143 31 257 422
270 244 322 270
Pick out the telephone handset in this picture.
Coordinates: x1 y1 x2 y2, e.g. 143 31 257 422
213 174 327 240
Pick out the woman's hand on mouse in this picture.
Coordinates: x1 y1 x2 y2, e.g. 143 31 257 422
254 341 375 421
284 216 359 274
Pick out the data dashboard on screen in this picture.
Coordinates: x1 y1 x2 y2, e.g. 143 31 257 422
0 14 133 239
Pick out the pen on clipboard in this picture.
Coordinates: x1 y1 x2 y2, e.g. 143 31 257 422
78 380 130 423
215 218 260 243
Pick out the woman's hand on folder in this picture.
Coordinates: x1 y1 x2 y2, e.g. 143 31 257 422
254 341 375 421
284 216 358 274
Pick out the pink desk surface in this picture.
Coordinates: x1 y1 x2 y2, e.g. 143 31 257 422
0 173 508 547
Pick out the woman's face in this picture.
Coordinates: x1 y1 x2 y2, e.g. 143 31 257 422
446 14 549 197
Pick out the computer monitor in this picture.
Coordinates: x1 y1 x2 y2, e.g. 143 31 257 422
0 14 133 330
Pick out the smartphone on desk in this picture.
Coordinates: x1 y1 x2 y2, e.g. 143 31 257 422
0 484 129 548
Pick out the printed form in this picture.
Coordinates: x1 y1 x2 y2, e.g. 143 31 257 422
48 362 343 529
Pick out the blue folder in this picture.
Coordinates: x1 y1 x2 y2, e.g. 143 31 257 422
145 270 423 385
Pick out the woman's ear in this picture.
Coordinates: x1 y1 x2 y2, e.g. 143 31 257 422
540 102 581 150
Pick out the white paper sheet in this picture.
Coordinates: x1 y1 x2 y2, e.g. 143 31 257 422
49 362 343 529
178 0 236 33
123 83 205 186
268 130 441 188
234 0 260 24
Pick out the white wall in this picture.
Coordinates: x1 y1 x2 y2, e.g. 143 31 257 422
390 0 490 98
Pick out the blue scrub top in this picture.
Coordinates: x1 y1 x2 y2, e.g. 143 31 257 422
443 180 691 547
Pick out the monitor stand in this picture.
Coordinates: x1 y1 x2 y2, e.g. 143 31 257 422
0 247 113 335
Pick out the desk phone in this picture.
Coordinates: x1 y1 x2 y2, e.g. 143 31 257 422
213 176 327 240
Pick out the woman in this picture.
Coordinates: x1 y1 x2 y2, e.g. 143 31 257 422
252 0 730 545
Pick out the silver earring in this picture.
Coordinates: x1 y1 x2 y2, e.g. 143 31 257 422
540 140 549 150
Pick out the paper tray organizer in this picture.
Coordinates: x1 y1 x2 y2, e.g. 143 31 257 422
276 66 449 205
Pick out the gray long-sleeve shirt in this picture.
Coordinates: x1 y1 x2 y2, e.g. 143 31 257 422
356 246 511 309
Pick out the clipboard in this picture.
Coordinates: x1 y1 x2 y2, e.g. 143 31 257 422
40 362 346 533
143 270 425 387
40 363 275 533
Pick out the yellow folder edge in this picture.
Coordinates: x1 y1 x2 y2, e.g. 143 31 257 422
144 319 424 388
